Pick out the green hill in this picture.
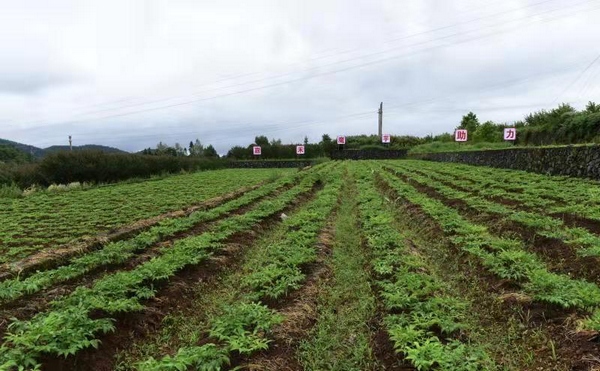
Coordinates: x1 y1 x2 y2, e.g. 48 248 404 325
0 138 127 160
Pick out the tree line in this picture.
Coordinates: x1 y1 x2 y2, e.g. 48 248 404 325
430 101 600 145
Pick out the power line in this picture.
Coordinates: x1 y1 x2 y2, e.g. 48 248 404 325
18 0 600 133
3 0 555 122
37 60 593 146
550 52 600 105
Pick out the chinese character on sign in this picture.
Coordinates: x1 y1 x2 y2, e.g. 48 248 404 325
337 136 346 145
504 128 516 141
382 134 391 144
296 145 305 155
455 129 468 142
253 146 262 155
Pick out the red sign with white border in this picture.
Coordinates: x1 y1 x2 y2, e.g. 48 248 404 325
337 136 346 145
296 145 305 155
382 134 391 144
253 146 262 155
455 130 468 142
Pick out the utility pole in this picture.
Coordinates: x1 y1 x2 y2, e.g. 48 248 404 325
378 102 383 138
69 135 72 151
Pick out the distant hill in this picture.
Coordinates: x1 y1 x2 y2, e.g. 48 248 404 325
0 139 45 157
44 144 126 154
0 138 127 159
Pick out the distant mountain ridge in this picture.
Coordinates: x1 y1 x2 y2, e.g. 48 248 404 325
0 138 127 158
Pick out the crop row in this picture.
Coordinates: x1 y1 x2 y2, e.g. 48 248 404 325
0 168 322 370
0 167 321 307
385 163 600 258
400 160 600 217
136 166 343 370
354 164 495 370
397 160 600 222
0 169 288 264
376 167 600 332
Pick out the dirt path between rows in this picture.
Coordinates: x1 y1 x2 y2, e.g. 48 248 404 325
0 184 264 282
37 184 320 371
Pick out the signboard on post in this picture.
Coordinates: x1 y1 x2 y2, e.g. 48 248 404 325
504 128 516 141
337 136 346 145
296 145 305 155
253 146 261 156
382 134 391 144
455 129 468 142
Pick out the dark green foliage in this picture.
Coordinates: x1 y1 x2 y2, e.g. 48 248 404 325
225 134 426 159
0 145 34 164
458 111 480 133
3 150 226 188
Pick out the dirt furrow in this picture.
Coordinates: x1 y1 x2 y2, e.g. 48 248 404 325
235 219 336 371
376 172 600 371
0 184 263 282
37 185 320 371
388 169 600 285
0 182 300 341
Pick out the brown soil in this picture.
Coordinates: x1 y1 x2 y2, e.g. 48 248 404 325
388 168 600 285
399 165 600 237
0 184 263 282
0 182 298 339
375 171 600 371
553 212 600 236
235 218 336 371
34 185 320 371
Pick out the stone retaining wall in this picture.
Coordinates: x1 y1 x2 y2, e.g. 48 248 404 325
330 149 408 160
410 145 600 180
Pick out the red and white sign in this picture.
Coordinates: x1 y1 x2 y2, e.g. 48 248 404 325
455 129 468 142
253 146 262 155
337 136 346 145
382 134 391 144
296 145 305 155
504 128 517 141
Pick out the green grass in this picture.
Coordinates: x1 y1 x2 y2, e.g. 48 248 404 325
408 141 515 154
299 178 377 371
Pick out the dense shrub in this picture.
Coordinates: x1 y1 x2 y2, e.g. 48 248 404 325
3 151 227 189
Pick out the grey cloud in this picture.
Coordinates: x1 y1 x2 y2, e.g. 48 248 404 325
2 0 600 152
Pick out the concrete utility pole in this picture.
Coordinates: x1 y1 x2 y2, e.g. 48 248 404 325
69 135 72 151
378 102 383 137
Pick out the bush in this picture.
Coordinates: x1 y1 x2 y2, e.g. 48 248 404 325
3 150 228 189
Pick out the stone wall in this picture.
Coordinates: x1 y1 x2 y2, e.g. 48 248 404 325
410 145 600 180
227 160 313 168
330 149 408 160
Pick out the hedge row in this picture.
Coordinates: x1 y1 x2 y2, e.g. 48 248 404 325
0 151 227 188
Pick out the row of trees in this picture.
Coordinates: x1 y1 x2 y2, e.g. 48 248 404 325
225 134 428 159
140 139 218 157
440 101 600 145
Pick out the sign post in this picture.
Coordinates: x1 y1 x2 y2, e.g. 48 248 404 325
455 130 468 143
337 136 346 151
382 134 391 147
296 145 305 158
504 128 517 144
252 146 262 158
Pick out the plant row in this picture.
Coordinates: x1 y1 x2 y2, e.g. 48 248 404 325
376 168 600 331
402 160 600 221
0 168 288 264
0 167 321 306
385 164 600 258
354 165 495 370
135 167 343 370
398 160 600 218
0 168 325 370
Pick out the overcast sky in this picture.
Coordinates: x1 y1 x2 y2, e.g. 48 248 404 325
1 0 600 153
